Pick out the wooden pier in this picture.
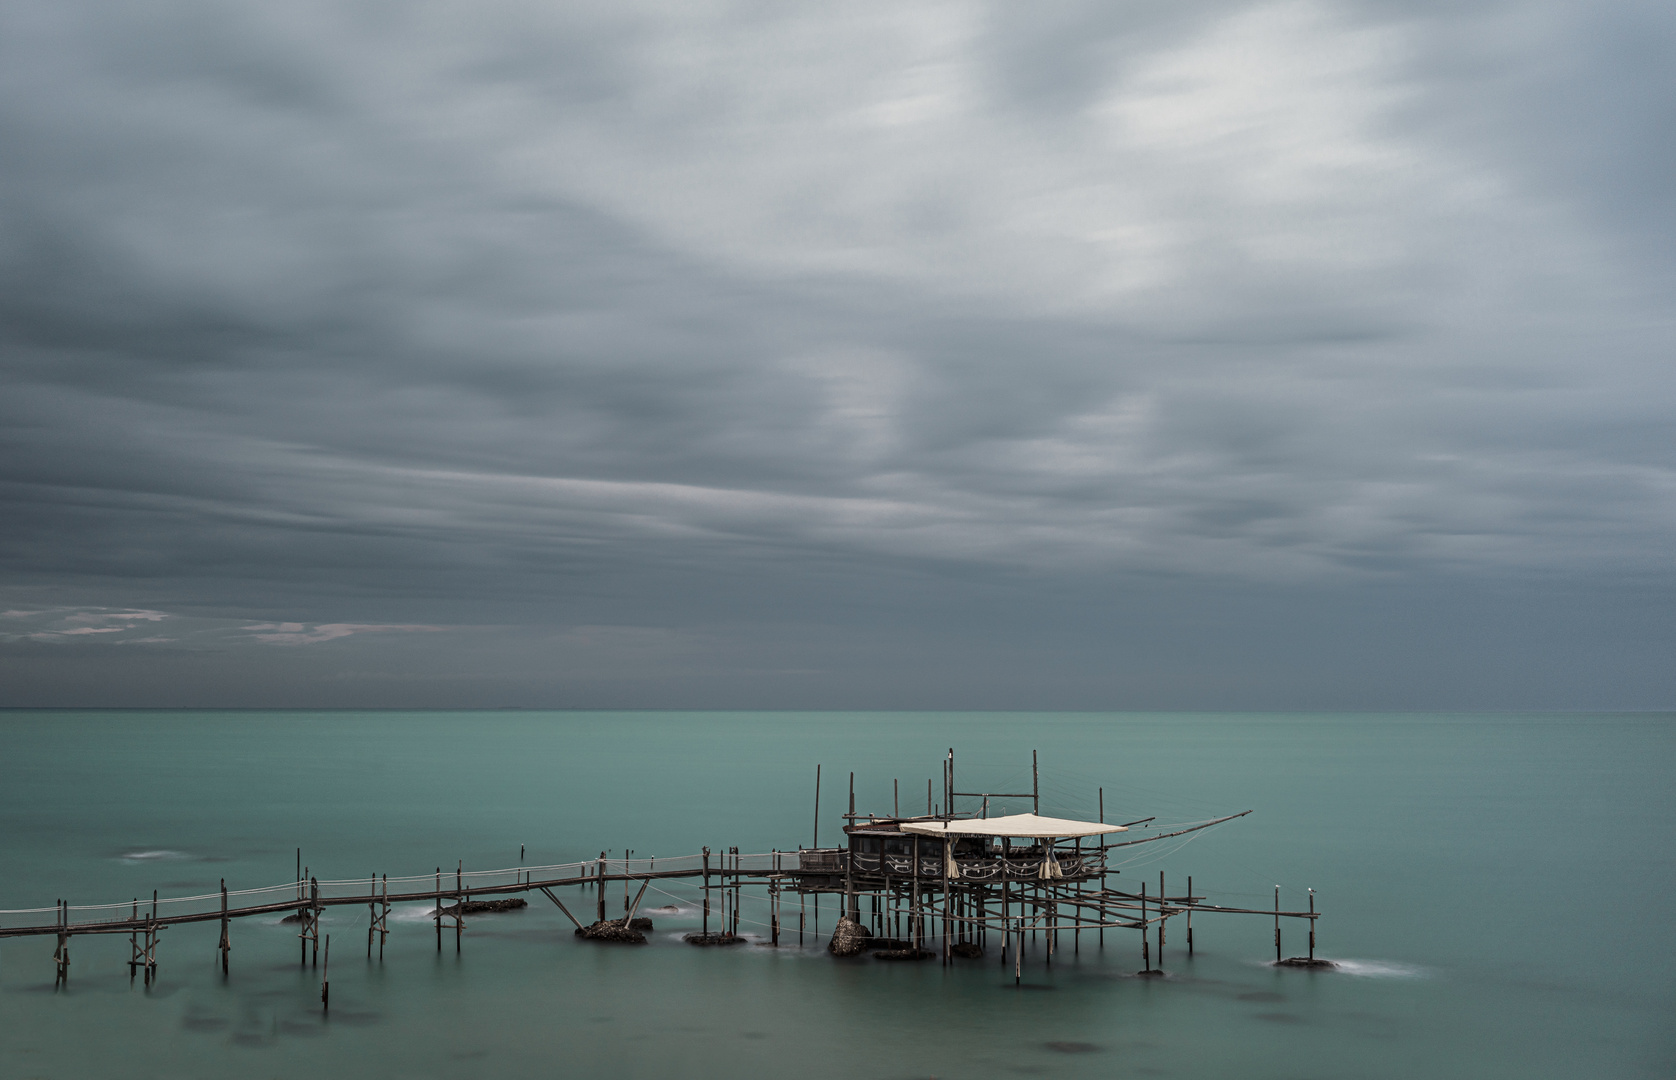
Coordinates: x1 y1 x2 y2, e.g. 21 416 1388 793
1 751 1326 989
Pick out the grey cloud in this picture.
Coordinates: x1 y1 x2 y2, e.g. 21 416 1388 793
0 0 1671 707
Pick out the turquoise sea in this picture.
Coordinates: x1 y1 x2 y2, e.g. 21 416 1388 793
1 711 1671 1079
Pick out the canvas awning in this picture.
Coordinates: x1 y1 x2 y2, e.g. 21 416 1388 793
899 813 1125 839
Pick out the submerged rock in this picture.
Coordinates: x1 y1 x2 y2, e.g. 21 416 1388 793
683 931 746 946
950 941 984 959
863 938 914 951
1275 957 1337 969
828 917 872 956
575 919 647 944
627 917 654 931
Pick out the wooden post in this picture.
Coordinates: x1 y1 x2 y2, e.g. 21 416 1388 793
220 880 230 975
941 836 951 966
1098 787 1105 949
368 875 377 959
813 765 821 848
1141 880 1150 971
1274 886 1281 963
1308 888 1315 961
321 934 330 1012
1187 875 1193 956
910 834 920 948
1000 838 1010 966
380 874 389 960
1158 871 1165 969
435 868 442 952
1032 750 1039 814
1014 917 1022 985
894 778 899 818
845 774 855 923
54 900 67 988
456 861 463 954
927 779 932 816
702 847 710 937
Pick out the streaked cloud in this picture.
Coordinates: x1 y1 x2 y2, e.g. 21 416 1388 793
242 622 445 645
0 0 1670 706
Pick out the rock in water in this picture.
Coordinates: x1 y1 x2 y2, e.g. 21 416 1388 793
1276 957 1336 969
683 931 746 946
950 941 983 959
574 919 647 944
828 916 872 956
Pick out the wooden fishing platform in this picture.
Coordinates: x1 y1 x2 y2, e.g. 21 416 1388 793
1 751 1327 996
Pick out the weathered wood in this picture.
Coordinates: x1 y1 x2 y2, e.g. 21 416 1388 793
220 879 230 974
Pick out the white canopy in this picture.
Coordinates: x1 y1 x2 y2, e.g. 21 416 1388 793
899 813 1125 840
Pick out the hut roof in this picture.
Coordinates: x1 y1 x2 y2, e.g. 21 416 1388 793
899 813 1125 839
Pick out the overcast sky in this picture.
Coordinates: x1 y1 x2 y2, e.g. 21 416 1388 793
2 0 1671 709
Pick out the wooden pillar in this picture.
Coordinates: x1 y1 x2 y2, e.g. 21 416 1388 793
1014 917 1023 985
1000 838 1010 967
702 847 710 936
220 879 230 975
455 861 463 954
1187 875 1193 956
435 868 442 952
941 836 951 965
54 899 69 987
1141 880 1150 971
1074 838 1081 955
1308 888 1316 961
1274 886 1281 963
1157 871 1165 969
843 778 855 924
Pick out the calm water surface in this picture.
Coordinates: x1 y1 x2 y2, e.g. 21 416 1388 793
1 711 1671 1079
